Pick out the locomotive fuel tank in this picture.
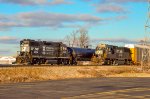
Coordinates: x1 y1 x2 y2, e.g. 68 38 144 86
67 47 95 64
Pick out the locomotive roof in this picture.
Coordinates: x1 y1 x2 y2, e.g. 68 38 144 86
68 47 94 50
21 39 63 44
97 43 117 48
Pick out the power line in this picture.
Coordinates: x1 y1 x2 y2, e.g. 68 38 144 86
141 0 150 68
145 0 150 42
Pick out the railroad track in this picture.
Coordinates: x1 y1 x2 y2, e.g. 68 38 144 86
0 64 133 68
0 64 98 68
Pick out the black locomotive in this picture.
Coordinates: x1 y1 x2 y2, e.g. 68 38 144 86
16 39 95 65
92 44 132 65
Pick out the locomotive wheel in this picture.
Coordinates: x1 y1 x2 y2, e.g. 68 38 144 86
107 60 110 65
24 57 30 65
113 60 118 66
129 61 133 65
62 59 65 65
73 62 77 65
37 59 41 65
73 58 77 65
63 59 69 65
125 60 130 65
42 59 46 64
32 59 36 64
32 58 40 65
16 57 23 64
68 60 71 65
110 60 113 65
57 59 61 65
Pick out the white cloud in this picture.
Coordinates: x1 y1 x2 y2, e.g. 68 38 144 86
91 38 141 44
95 4 127 13
0 12 102 30
83 0 146 14
0 0 73 6
0 11 128 30
0 36 19 44
102 0 147 3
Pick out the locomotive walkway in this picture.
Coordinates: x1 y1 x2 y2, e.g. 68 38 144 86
0 78 150 99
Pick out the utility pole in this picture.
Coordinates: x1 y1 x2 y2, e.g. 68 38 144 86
145 0 150 32
142 0 150 70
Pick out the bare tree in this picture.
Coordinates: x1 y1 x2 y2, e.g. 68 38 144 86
78 29 89 48
64 35 71 47
64 30 79 47
70 31 78 47
64 28 89 48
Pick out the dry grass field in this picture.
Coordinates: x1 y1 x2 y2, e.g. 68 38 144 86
0 65 150 83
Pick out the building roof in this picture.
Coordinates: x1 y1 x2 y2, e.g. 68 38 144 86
125 44 150 49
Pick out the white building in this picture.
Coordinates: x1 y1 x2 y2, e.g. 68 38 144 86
0 56 16 64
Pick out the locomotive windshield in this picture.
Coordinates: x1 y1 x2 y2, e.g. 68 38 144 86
20 42 30 52
95 47 104 55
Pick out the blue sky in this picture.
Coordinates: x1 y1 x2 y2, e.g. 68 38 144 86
0 0 148 56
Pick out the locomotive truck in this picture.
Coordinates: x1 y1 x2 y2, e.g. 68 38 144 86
16 39 95 65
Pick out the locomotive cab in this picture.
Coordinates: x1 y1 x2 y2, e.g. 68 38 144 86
94 44 114 65
16 39 33 64
95 45 105 57
20 40 30 52
95 45 115 56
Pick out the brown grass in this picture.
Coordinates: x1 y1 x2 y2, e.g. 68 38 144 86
0 65 150 84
